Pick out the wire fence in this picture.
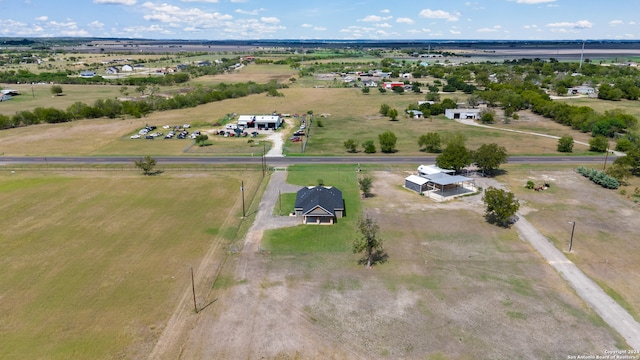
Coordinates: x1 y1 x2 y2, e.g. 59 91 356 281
1 164 264 172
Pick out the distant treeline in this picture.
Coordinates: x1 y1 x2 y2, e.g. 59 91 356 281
0 69 191 86
0 80 286 129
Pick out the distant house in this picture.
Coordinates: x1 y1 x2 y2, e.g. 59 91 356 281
121 64 133 72
362 79 378 87
106 67 118 74
80 71 96 78
294 186 344 224
444 108 481 120
237 115 282 130
409 165 475 200
1 94 12 102
383 81 404 90
568 86 595 95
407 110 424 119
197 61 211 67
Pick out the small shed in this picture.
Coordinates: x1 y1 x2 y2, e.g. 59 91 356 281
405 175 429 194
407 110 424 119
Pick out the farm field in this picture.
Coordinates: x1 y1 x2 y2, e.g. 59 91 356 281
0 168 265 360
166 165 630 359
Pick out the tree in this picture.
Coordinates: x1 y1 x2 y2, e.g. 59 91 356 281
362 140 376 154
134 155 157 175
379 103 390 116
480 112 495 124
344 138 358 153
482 187 520 227
361 86 370 94
418 132 441 153
387 108 399 121
378 130 397 153
473 143 508 176
353 214 384 268
195 134 209 147
557 135 574 153
436 141 472 173
50 85 63 96
589 135 609 153
358 176 373 198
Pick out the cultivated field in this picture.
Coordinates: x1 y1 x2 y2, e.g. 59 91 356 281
0 168 264 360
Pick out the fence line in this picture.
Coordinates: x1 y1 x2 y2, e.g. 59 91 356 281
1 165 263 172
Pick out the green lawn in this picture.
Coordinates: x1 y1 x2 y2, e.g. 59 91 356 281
262 165 362 253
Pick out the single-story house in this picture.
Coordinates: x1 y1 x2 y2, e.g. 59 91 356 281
1 89 19 96
294 186 344 224
1 94 12 102
80 71 96 78
404 175 429 194
106 67 118 74
445 108 481 120
407 110 424 119
237 115 282 130
383 81 405 90
362 80 378 87
568 86 595 95
121 64 133 72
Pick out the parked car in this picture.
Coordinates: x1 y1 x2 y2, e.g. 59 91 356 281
145 135 154 139
130 134 141 139
162 125 171 129
183 124 191 128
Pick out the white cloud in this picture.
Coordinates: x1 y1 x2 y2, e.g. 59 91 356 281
546 20 592 29
261 17 280 24
419 9 459 22
181 0 219 3
93 0 137 5
396 17 414 25
523 24 538 29
35 16 48 21
609 20 623 26
514 0 555 3
236 8 264 15
380 9 390 13
313 26 327 31
301 23 313 28
376 23 392 28
477 25 501 32
359 15 392 22
88 20 105 29
450 29 461 35
141 2 233 24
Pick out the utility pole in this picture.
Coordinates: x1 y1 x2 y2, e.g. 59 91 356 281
568 221 576 252
241 180 245 218
603 144 610 171
191 267 198 313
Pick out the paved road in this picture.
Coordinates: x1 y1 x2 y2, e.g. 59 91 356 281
515 218 640 350
0 155 617 166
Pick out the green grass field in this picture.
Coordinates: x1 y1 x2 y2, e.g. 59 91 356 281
0 168 264 359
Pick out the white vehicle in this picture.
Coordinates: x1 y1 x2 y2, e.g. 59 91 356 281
162 125 171 129
138 129 149 135
130 134 141 139
183 124 191 128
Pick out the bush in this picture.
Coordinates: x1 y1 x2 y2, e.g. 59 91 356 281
526 180 535 189
577 166 619 189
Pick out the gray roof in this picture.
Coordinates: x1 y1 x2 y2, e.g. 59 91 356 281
295 186 344 216
423 173 472 186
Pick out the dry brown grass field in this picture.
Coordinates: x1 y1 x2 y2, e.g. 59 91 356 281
170 166 630 359
0 168 265 360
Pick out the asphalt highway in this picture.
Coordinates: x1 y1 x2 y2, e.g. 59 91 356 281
0 155 618 166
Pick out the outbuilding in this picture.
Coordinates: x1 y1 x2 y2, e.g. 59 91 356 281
445 108 481 120
237 115 282 130
404 175 429 194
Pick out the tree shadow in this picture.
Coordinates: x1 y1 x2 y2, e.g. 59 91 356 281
145 169 164 176
357 249 389 267
484 213 518 228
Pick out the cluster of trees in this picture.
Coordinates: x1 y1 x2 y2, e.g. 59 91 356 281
379 103 399 120
423 133 508 176
0 80 286 130
0 69 191 87
343 130 398 154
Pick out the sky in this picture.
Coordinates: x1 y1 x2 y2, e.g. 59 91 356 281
0 0 638 41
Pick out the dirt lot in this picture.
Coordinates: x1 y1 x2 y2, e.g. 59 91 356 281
151 168 628 359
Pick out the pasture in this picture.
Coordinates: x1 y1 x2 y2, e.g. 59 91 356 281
0 168 264 359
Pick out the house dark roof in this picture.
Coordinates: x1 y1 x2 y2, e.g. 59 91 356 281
294 186 344 216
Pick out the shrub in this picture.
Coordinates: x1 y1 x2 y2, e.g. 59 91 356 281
577 166 619 189
526 180 535 189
